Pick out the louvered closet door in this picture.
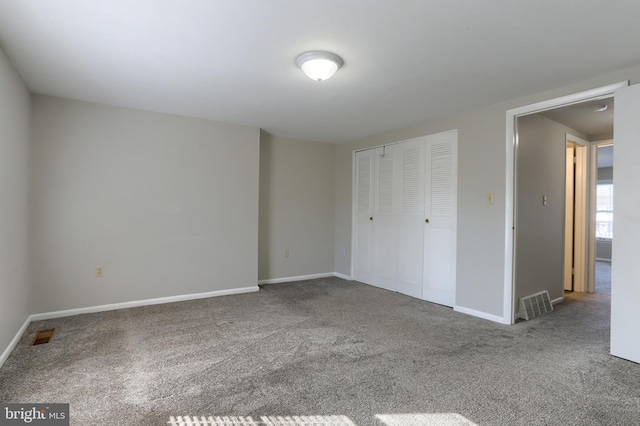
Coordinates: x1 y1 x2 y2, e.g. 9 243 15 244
371 145 398 291
423 130 458 307
397 138 426 299
353 149 375 284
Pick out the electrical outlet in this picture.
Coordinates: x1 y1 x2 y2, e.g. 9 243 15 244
95 266 104 277
284 249 289 258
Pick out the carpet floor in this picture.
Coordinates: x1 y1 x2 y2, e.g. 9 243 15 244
0 276 638 426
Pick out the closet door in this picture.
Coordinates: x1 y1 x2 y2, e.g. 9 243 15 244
371 145 398 291
397 138 426 298
423 131 458 307
353 149 375 284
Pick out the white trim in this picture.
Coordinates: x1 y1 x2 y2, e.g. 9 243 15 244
565 134 590 293
350 150 357 280
0 316 32 370
30 286 259 322
454 305 511 324
505 81 627 324
589 139 615 292
258 273 335 285
333 272 352 280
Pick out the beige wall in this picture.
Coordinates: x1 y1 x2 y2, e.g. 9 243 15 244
335 63 640 320
0 48 31 357
259 132 335 280
515 114 587 303
30 96 260 313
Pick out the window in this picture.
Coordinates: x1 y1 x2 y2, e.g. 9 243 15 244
596 183 613 239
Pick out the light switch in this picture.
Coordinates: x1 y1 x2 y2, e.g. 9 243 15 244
487 193 494 205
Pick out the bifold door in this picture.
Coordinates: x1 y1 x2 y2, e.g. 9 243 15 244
353 130 457 307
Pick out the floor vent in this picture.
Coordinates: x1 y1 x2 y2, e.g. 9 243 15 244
519 291 553 320
32 329 55 346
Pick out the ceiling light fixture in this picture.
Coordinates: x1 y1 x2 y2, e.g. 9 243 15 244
591 104 608 112
296 51 343 82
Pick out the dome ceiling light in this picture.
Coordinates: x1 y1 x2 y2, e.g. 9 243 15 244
296 51 344 82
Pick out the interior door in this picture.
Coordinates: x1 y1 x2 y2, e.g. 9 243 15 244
372 145 398 291
397 138 426 298
564 145 575 291
353 149 375 284
611 84 640 364
423 131 458 307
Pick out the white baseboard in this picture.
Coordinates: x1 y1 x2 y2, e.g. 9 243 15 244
258 273 337 285
454 305 510 324
0 286 259 370
333 272 352 281
258 272 353 284
30 286 260 322
0 316 33 370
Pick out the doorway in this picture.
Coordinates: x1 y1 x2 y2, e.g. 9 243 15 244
505 82 624 324
593 143 614 294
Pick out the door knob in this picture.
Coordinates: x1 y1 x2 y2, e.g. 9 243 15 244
425 218 430 224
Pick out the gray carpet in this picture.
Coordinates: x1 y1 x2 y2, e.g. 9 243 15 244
1 277 638 426
595 261 611 294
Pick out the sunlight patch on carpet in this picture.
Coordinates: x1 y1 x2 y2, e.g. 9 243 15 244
167 415 357 425
376 413 478 426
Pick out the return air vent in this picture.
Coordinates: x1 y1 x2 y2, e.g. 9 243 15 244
519 291 553 320
32 329 55 345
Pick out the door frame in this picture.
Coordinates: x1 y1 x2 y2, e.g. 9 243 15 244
564 134 590 293
588 139 614 293
504 81 627 324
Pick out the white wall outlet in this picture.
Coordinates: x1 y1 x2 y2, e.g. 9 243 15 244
284 249 289 258
95 266 105 277
543 195 548 206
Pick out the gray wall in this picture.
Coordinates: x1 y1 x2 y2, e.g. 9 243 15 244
0 49 31 355
259 132 335 280
30 95 260 313
515 114 586 303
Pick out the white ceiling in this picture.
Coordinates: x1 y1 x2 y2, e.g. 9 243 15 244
1 1 640 143
540 98 614 140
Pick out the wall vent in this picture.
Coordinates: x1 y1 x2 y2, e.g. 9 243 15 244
519 291 553 320
32 329 55 345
